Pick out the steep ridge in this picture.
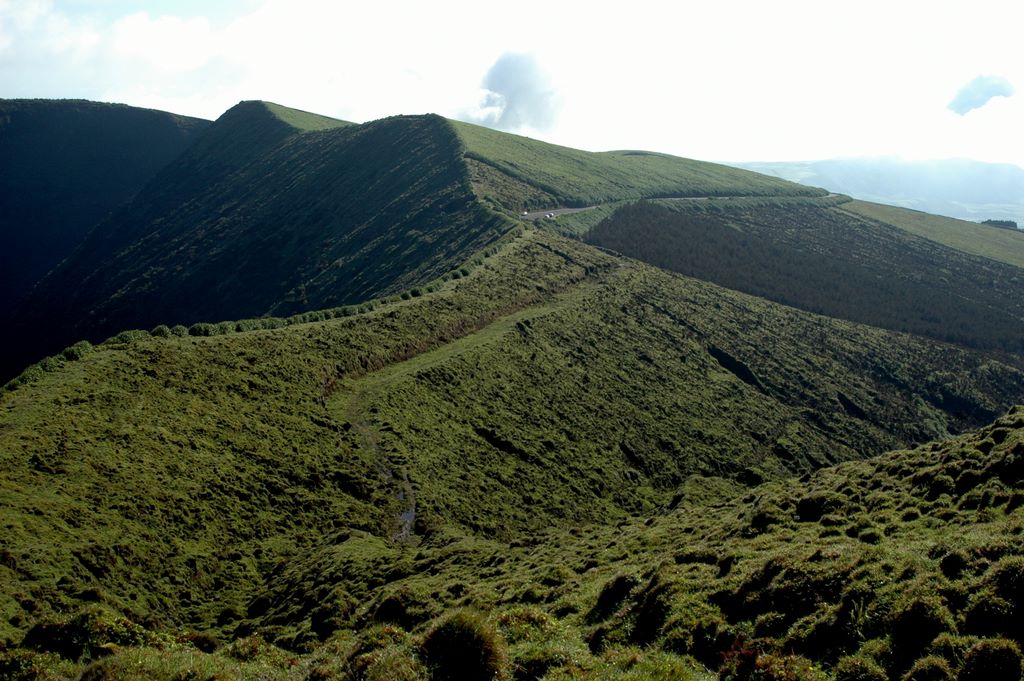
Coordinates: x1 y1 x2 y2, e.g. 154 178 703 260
585 200 1024 357
2 230 1023 658
0 99 210 311
4 103 510 383
451 119 825 213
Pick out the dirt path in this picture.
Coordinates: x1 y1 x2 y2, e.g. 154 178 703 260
342 384 418 543
521 207 596 221
521 193 841 222
329 288 581 544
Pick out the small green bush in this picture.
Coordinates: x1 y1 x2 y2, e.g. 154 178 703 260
222 634 293 666
961 593 1014 637
60 340 93 361
939 551 969 580
928 633 979 669
587 573 639 623
362 646 427 681
796 492 845 522
150 324 171 337
987 556 1024 607
20 607 152 662
105 329 150 344
834 654 887 681
0 649 66 681
662 611 730 668
958 638 1022 681
902 655 953 681
890 596 955 659
420 609 508 681
721 650 827 681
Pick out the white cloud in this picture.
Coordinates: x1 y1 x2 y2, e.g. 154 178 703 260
462 53 560 133
948 75 1015 115
109 13 215 73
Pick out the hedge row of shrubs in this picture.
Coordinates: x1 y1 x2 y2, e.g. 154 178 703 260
1 231 521 394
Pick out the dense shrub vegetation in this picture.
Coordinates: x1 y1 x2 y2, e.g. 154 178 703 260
3 230 1024 678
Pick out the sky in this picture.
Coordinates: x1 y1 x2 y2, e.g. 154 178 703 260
1 0 1022 167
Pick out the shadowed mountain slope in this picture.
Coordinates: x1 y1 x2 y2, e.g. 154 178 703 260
3 102 510 383
585 200 1024 358
0 99 210 311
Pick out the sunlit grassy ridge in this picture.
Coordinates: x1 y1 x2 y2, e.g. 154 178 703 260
3 231 1024 680
451 120 825 212
841 200 1024 269
262 101 353 132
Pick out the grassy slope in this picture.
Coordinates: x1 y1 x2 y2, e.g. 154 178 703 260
451 120 825 212
2 232 1023 669
4 104 511 383
22 411 1024 680
261 101 353 131
221 407 1024 681
586 201 1024 357
842 199 1024 269
0 99 210 311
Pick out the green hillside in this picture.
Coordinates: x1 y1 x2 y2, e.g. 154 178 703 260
586 200 1024 357
451 120 825 213
841 200 1024 269
6 100 1024 681
3 103 510 383
3 229 1024 679
262 102 353 132
0 99 210 311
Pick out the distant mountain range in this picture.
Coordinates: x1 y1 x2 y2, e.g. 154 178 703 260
732 157 1024 228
